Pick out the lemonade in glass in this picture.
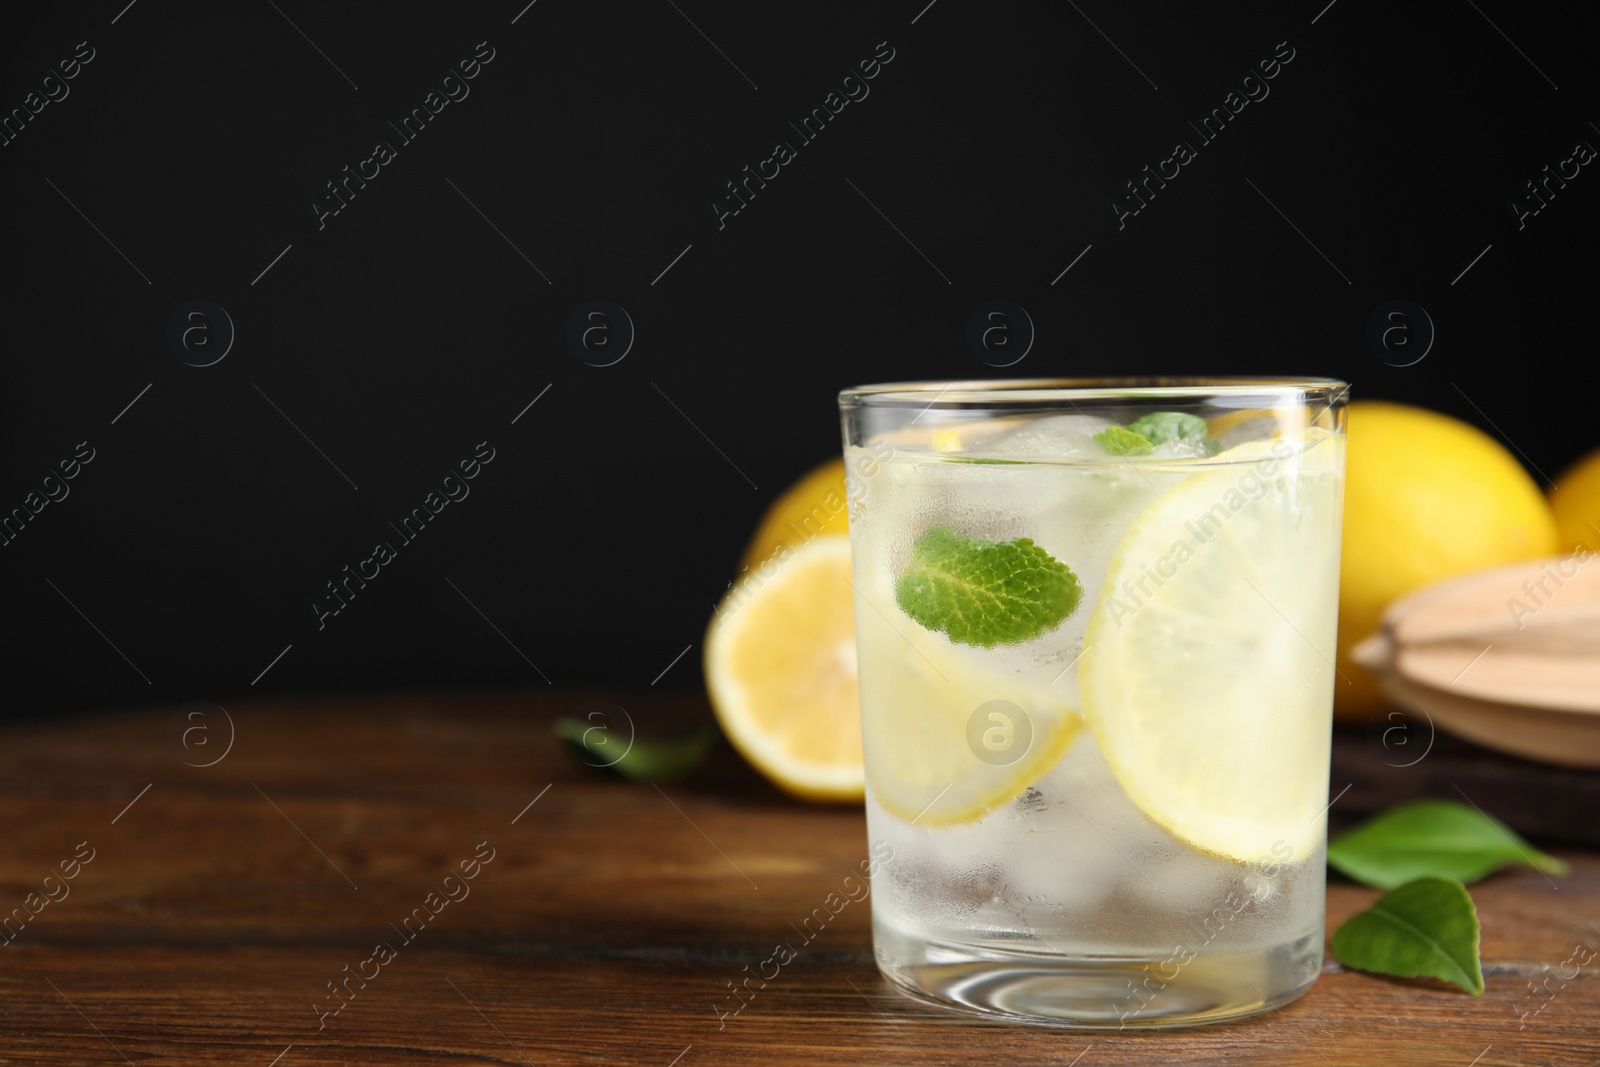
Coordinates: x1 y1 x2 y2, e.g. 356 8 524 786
839 379 1347 1027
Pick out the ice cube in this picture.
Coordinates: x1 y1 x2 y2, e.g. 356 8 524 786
988 415 1115 460
1150 437 1215 460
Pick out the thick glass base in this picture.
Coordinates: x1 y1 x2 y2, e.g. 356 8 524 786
874 920 1322 1029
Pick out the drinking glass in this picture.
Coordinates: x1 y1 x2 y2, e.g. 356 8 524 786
839 378 1348 1027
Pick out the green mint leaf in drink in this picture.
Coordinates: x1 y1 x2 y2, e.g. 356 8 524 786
894 526 1081 647
1094 426 1153 456
554 718 719 783
1128 411 1209 445
1331 876 1484 995
1327 799 1569 890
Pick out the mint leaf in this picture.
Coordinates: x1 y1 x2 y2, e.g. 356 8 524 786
1128 411 1208 444
555 718 718 783
1331 877 1484 994
1094 426 1152 456
1327 799 1568 890
895 527 1081 647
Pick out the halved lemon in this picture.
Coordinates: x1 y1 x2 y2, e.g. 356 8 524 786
706 535 864 802
1078 434 1345 863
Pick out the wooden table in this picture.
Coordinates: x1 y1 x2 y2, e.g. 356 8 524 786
1 692 1595 1065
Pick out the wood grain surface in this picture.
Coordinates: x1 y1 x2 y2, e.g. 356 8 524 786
0 692 1595 1066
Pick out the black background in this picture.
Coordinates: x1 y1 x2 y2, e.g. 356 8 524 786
1 0 1593 720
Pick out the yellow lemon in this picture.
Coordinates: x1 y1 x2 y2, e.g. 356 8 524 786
1079 435 1343 862
738 458 849 573
1337 401 1558 720
1549 447 1600 553
852 589 1082 827
705 536 863 802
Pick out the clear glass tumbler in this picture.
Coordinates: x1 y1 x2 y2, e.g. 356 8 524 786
839 379 1348 1027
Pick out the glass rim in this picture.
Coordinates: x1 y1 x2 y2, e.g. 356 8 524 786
840 377 1350 408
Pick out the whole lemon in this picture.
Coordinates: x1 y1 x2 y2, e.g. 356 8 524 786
739 457 849 573
1337 401 1558 720
1549 447 1600 553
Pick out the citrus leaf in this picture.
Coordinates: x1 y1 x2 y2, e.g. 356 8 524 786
555 718 719 783
894 526 1080 647
1327 799 1568 890
1331 876 1484 994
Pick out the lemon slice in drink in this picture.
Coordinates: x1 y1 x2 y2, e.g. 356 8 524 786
1078 433 1344 863
854 577 1083 828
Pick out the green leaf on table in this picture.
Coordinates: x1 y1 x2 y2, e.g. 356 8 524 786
894 526 1081 647
1327 799 1568 890
1128 411 1208 444
555 717 719 783
1093 426 1153 456
1331 876 1484 994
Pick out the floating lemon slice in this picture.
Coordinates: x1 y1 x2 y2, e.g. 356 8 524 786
1078 433 1345 863
853 583 1082 828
